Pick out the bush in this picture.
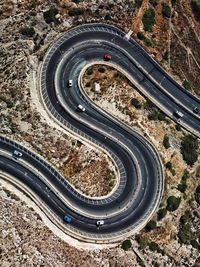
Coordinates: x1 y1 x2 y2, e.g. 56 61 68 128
163 51 169 61
137 31 145 40
98 66 105 73
166 161 172 170
150 0 158 7
157 208 167 220
43 7 59 24
180 210 190 224
178 223 192 244
162 3 171 18
144 99 155 109
142 8 156 31
144 37 156 47
175 124 181 131
20 26 35 37
167 196 181 211
182 169 190 182
195 185 200 205
68 7 85 16
177 183 187 193
135 0 143 7
191 0 200 20
145 220 157 231
149 242 159 251
163 135 170 149
191 240 200 249
131 98 142 109
148 109 166 121
182 79 191 91
138 236 149 249
121 239 132 251
87 68 93 75
181 135 199 166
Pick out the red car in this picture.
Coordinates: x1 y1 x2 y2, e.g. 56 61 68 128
104 54 112 61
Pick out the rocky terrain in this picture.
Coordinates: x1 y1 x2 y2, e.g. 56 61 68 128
0 0 200 266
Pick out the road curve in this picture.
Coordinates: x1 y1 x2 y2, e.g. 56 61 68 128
1 23 199 243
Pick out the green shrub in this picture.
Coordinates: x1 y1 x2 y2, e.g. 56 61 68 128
157 208 167 220
162 3 171 18
175 124 181 131
137 31 145 40
191 240 200 249
144 37 156 47
167 196 181 211
148 109 166 121
98 66 105 73
178 223 192 244
191 0 200 20
163 51 169 61
68 7 85 16
180 210 190 224
145 220 157 231
144 99 155 109
43 7 59 24
131 98 142 109
182 79 191 91
149 242 159 251
181 135 199 166
195 185 200 205
138 236 149 249
135 0 143 7
142 8 156 31
177 183 187 193
121 239 132 251
166 161 172 170
181 169 190 182
150 0 158 7
20 26 35 37
163 135 170 149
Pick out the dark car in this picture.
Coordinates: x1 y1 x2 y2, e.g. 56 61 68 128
63 215 72 223
193 107 199 114
104 54 112 61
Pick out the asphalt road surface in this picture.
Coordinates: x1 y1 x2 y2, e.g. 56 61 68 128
1 24 199 243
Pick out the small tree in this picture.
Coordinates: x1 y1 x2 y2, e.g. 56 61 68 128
181 135 199 166
163 135 170 149
162 3 171 18
142 8 156 31
145 220 157 231
182 79 191 91
138 236 149 249
131 98 142 109
20 26 35 37
43 7 59 24
166 161 172 170
137 31 145 40
167 196 181 211
195 185 200 205
121 239 132 251
157 208 167 220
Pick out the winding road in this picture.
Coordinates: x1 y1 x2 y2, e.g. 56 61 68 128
1 24 199 243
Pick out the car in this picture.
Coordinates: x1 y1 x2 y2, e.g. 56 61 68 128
174 110 184 119
77 104 85 112
104 54 112 61
63 215 72 223
96 220 104 227
13 150 23 158
193 107 199 114
68 80 73 87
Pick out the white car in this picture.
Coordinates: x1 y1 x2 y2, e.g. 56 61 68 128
68 80 73 87
13 150 23 157
174 110 183 119
77 104 85 112
96 220 104 226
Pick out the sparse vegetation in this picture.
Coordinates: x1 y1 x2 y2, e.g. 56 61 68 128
148 109 166 121
68 7 85 16
150 0 158 7
178 223 192 245
195 185 200 205
142 8 156 31
135 0 143 7
137 236 149 249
